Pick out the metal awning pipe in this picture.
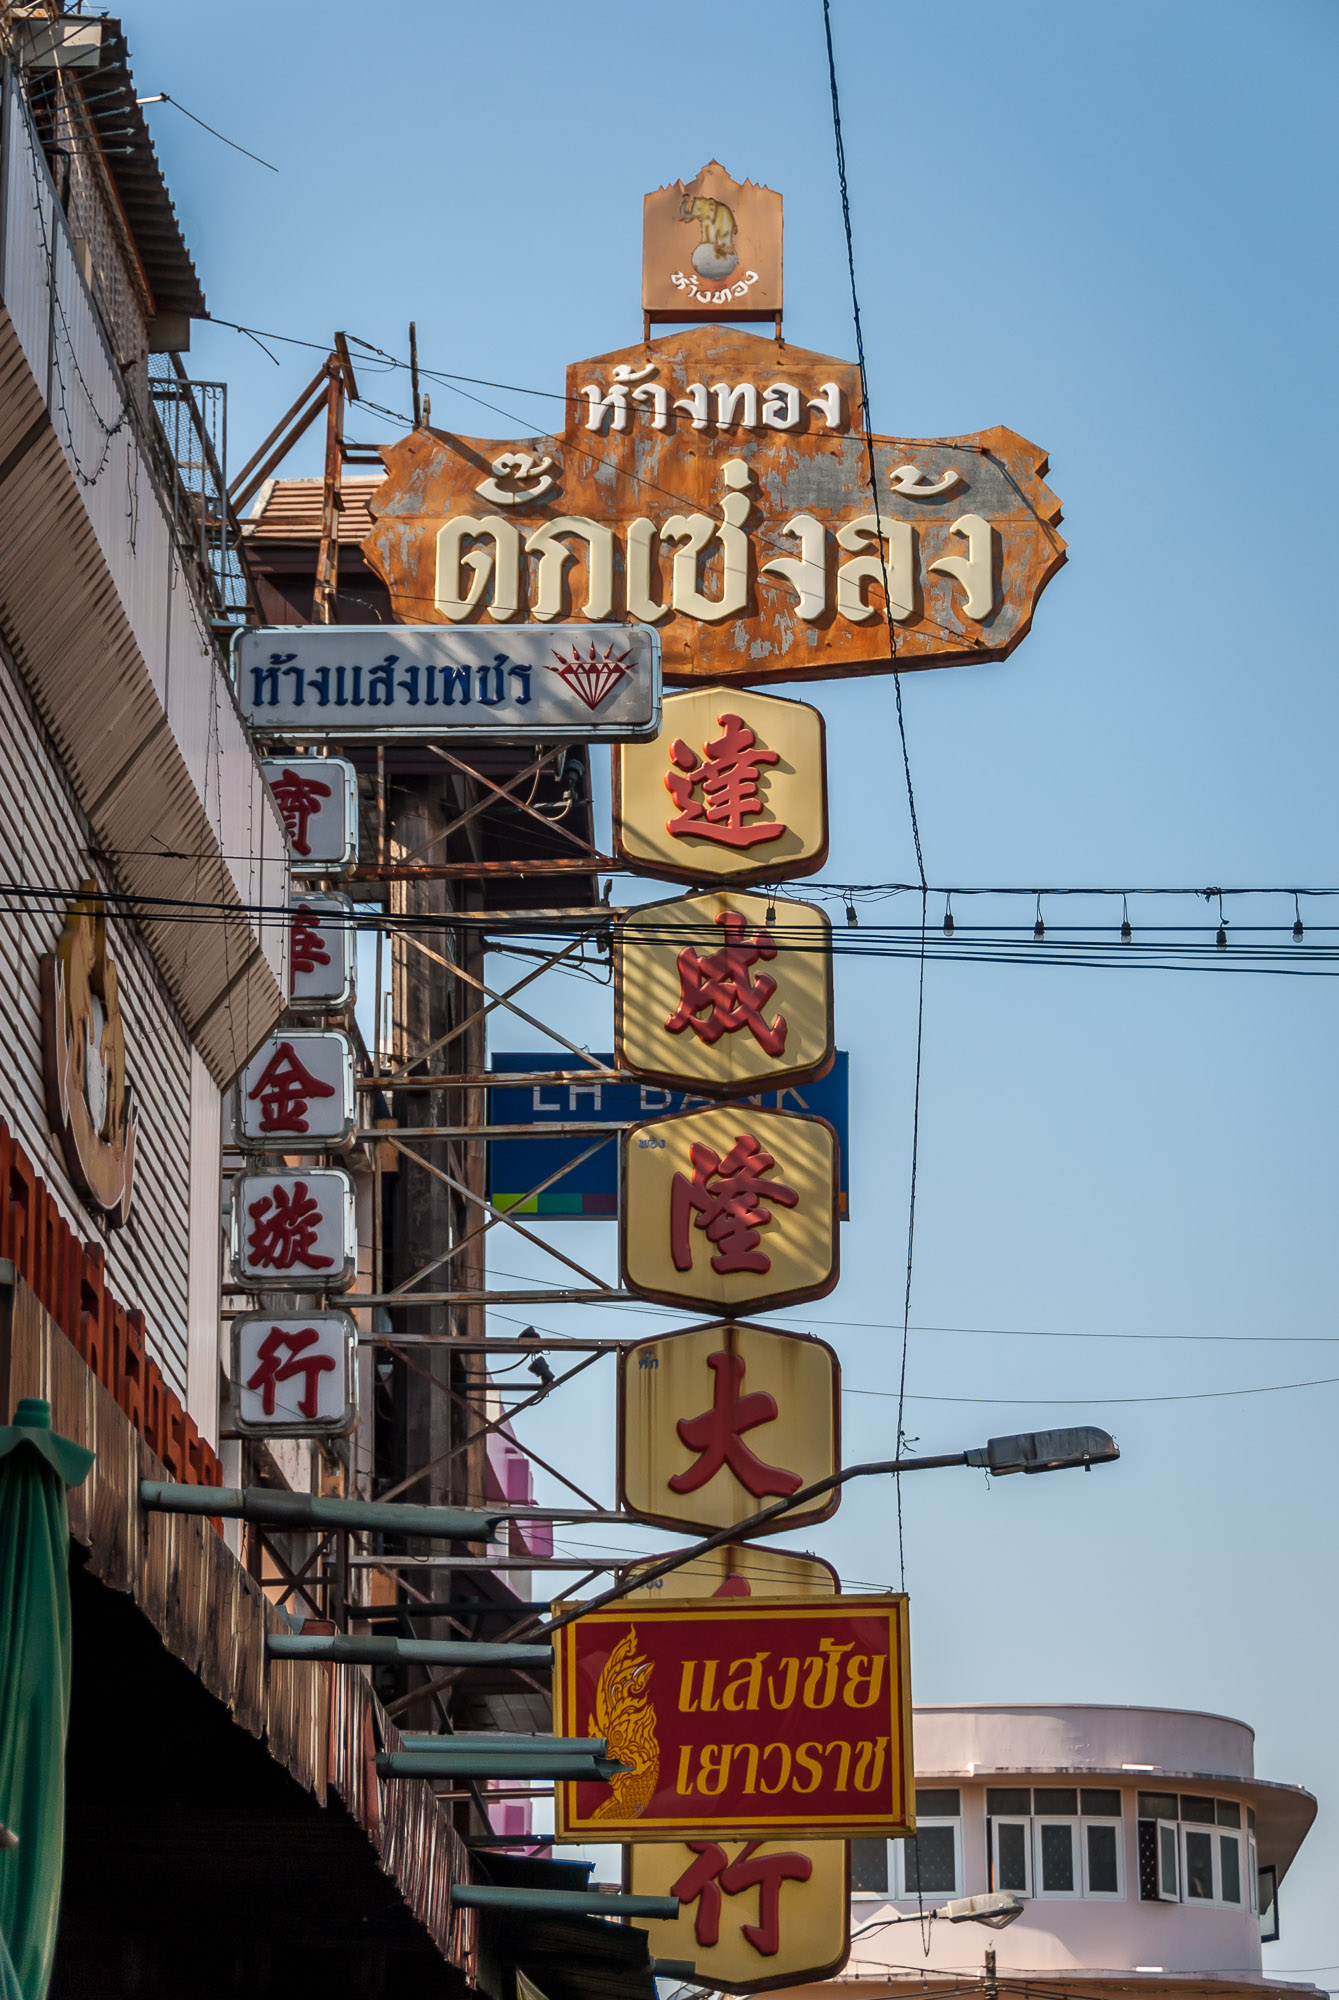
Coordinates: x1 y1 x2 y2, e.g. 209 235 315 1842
451 1885 681 1919
399 1732 601 1753
376 1750 625 1781
140 1481 505 1541
266 1634 552 1667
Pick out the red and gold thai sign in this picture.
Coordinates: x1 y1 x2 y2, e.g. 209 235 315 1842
615 889 833 1094
619 1320 839 1537
612 687 828 885
643 160 783 326
621 1106 839 1314
621 1545 839 1602
626 1837 849 1992
41 884 136 1226
552 1596 913 1842
360 321 1064 687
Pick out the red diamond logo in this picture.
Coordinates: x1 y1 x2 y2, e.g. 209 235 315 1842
545 641 634 711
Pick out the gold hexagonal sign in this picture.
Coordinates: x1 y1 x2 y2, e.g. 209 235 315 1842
619 1319 840 1537
626 1837 851 1994
620 1105 839 1314
612 685 828 886
615 888 834 1096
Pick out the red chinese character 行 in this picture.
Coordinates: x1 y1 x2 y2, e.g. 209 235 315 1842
247 1040 336 1134
670 1840 813 1956
665 713 786 850
665 910 787 1056
247 1180 335 1272
269 766 332 857
669 1134 798 1276
246 1324 337 1419
290 905 332 991
669 1350 801 1498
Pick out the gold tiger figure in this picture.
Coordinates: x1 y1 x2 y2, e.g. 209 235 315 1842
588 1626 659 1821
680 193 736 262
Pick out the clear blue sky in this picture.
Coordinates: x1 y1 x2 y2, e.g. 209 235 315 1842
126 0 1337 1970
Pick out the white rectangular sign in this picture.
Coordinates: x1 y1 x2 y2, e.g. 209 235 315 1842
233 1312 358 1436
230 1168 357 1290
235 1031 356 1150
287 893 356 1013
261 755 359 873
237 624 661 741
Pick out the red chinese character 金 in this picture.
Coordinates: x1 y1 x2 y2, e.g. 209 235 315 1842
247 1040 336 1134
669 1350 801 1498
246 1180 335 1271
269 766 332 857
670 1134 798 1276
665 713 786 850
246 1324 337 1419
670 1840 813 1956
290 904 332 991
665 910 787 1056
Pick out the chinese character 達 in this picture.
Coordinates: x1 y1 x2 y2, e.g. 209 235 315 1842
665 713 786 850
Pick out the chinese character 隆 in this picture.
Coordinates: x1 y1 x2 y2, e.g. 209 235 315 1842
669 1134 798 1275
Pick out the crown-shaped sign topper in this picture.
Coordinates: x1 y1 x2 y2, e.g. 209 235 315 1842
643 161 782 334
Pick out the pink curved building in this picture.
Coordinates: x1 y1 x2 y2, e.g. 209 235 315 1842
783 1703 1318 2000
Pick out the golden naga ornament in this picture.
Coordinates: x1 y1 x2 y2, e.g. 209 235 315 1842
41 883 136 1226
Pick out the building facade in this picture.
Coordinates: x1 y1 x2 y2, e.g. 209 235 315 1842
780 1703 1318 2000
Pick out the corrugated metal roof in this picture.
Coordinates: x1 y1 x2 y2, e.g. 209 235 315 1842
22 15 207 320
245 476 385 545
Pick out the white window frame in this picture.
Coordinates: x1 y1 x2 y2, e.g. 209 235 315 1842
992 1817 1033 1898
1180 1822 1221 1904
1081 1818 1126 1900
1033 1818 1082 1900
897 1818 963 1901
1156 1819 1180 1901
1248 1834 1259 1916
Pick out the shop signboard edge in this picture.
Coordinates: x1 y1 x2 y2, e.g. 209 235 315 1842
620 1841 852 1996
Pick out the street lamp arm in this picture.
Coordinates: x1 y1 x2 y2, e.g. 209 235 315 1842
539 1450 967 1637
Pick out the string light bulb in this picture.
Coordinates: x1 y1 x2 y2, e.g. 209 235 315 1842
844 893 858 927
1216 892 1228 950
1293 894 1305 943
1033 895 1045 942
943 895 954 938
1120 895 1132 943
765 897 777 924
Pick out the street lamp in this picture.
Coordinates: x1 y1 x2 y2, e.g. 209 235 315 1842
543 1426 1119 1632
854 1890 1025 1936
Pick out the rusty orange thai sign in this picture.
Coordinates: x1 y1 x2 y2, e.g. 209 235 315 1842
360 320 1064 687
619 1320 839 1538
613 686 828 885
615 890 833 1095
626 1836 849 1992
621 1105 839 1314
553 1595 913 1842
643 160 783 325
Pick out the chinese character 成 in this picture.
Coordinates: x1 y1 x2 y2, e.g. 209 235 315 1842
247 1041 336 1134
669 1349 802 1498
268 766 332 857
670 1840 813 1956
290 905 332 990
247 1181 335 1272
246 1324 336 1419
670 1134 798 1276
665 909 787 1056
665 713 786 850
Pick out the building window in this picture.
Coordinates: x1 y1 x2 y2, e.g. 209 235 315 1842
986 1788 1124 1902
852 1790 962 1901
1137 1793 1248 1908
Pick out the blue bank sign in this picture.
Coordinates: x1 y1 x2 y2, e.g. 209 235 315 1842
488 1052 849 1219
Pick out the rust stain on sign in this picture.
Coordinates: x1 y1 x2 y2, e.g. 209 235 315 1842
362 325 1064 687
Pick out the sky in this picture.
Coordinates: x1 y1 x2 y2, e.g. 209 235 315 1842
120 0 1338 1971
